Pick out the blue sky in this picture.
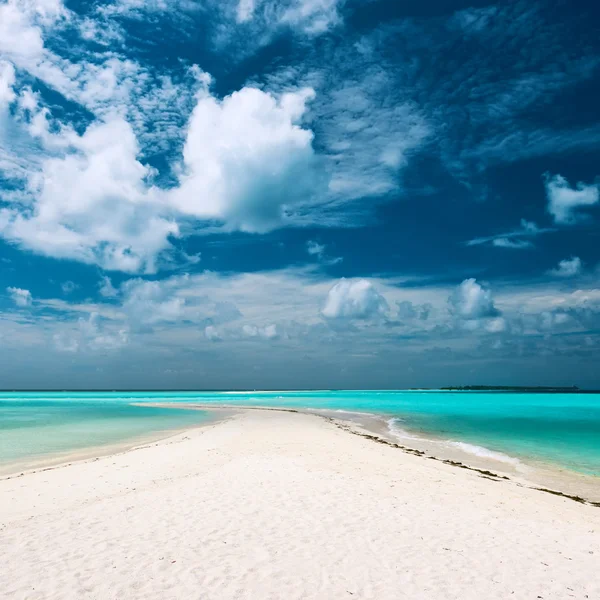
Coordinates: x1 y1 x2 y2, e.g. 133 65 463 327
0 0 599 389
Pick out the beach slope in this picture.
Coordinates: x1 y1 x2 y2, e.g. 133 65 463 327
1 410 598 599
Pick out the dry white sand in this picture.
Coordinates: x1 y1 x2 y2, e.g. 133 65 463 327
1 409 599 600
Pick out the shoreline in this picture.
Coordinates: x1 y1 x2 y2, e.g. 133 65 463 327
2 402 598 504
0 408 236 480
141 402 600 505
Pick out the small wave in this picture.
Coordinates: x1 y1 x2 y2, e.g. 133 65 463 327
447 441 521 466
387 419 523 468
312 409 378 417
386 418 428 442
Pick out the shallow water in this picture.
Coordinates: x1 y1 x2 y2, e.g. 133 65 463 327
0 398 211 467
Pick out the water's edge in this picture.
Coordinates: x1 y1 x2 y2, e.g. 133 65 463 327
2 392 599 500
129 402 598 504
2 401 598 504
0 409 233 478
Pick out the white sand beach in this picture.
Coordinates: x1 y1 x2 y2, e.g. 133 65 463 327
1 409 599 599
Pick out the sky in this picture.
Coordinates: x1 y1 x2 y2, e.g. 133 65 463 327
0 0 599 390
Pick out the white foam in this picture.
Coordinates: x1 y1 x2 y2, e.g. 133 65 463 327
386 418 428 442
312 409 378 418
387 418 524 470
447 441 521 467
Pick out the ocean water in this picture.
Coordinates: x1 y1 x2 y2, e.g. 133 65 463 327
1 390 600 477
0 398 212 469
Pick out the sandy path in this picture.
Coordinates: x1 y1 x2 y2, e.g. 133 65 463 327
1 410 598 599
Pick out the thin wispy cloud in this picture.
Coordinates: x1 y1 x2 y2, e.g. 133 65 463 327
466 220 553 249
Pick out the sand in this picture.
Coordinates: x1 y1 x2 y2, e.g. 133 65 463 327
1 409 599 599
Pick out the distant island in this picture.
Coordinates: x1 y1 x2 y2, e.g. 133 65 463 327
440 385 581 392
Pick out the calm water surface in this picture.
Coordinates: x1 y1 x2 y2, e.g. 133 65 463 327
0 398 212 466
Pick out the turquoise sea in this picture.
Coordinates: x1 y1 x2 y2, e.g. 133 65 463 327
0 398 213 470
1 390 600 477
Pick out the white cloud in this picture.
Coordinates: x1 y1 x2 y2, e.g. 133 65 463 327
86 268 323 338
204 325 221 341
78 312 129 351
306 240 325 257
536 310 571 331
9 266 600 375
7 286 32 307
0 9 431 272
322 72 429 203
0 61 19 177
467 219 552 248
261 323 278 339
0 117 179 273
498 285 600 317
492 238 534 249
78 16 124 46
0 0 72 130
0 0 202 157
2 68 326 270
61 280 78 294
1 17 340 272
242 324 256 336
242 323 278 339
448 279 500 320
549 256 582 278
54 312 128 352
305 239 342 265
322 278 388 319
58 59 200 146
485 317 507 333
20 269 444 357
99 276 119 298
279 0 344 35
260 52 431 219
100 269 443 340
121 278 186 327
0 0 67 67
544 173 599 224
231 0 344 34
99 0 198 18
170 86 320 233
0 61 16 107
236 0 255 22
